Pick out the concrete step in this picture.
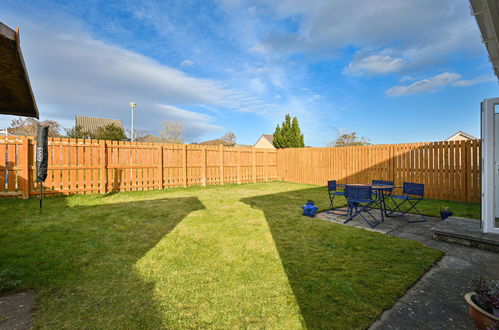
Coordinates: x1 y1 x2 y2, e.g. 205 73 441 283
431 217 499 253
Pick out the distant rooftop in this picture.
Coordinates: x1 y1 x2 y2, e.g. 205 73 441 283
445 131 478 141
197 139 234 146
262 134 273 143
75 116 124 135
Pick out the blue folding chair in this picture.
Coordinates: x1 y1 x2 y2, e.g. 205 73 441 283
372 179 394 213
372 180 394 189
344 185 380 228
327 180 347 215
387 182 426 223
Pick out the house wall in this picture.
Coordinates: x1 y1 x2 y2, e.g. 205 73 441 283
447 134 474 142
254 137 275 149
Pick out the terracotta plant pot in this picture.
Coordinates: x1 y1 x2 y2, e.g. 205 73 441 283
464 292 499 329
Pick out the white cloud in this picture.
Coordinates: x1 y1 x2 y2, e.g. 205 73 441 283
386 72 461 96
180 59 195 67
452 74 496 87
0 16 280 140
386 72 497 96
344 54 405 75
259 0 482 67
249 42 268 54
400 76 415 83
155 104 223 133
249 78 267 94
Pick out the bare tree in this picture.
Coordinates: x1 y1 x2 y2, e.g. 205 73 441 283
159 121 183 143
328 130 371 147
126 128 149 141
8 118 62 137
221 132 236 146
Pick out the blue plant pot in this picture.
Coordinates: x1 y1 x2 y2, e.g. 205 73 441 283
302 202 318 217
440 211 452 220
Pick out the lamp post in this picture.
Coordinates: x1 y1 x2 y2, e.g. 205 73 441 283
129 102 137 142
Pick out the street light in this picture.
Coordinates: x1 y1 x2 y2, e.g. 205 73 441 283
129 102 137 142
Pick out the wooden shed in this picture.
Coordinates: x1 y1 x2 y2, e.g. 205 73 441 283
0 22 38 118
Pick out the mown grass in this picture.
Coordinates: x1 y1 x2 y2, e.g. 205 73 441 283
365 196 480 219
408 198 480 219
0 182 443 329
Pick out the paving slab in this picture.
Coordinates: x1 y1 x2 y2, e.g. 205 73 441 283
315 210 499 329
432 217 499 252
0 291 35 330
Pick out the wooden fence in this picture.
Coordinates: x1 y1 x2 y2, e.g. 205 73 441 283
277 140 481 203
0 135 277 198
0 136 482 203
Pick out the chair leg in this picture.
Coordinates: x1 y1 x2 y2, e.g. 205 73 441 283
403 200 426 223
386 198 405 217
328 194 348 216
388 198 426 223
327 193 335 212
344 201 380 228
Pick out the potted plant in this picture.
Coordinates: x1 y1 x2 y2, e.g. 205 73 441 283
302 200 318 217
465 278 499 329
439 205 453 220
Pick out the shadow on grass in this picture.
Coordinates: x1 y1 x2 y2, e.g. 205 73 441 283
0 196 204 328
242 186 442 329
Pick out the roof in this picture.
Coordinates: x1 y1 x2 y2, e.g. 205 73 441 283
136 134 168 143
262 134 273 143
445 131 478 141
0 22 38 118
197 139 233 146
75 116 124 134
470 0 499 80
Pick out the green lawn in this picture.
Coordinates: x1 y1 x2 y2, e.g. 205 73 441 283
364 196 480 219
0 182 443 329
409 198 480 219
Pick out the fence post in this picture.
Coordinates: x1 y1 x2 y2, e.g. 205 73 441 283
158 145 163 190
202 148 207 186
183 144 187 187
237 148 241 184
264 150 268 182
219 145 224 185
252 149 256 183
21 137 30 199
99 140 107 194
465 140 471 202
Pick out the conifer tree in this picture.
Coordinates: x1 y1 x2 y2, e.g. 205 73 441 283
272 114 305 148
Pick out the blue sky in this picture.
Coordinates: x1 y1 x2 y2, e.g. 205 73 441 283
1 0 498 145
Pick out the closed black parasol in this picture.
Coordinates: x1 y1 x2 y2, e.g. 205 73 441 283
36 125 48 211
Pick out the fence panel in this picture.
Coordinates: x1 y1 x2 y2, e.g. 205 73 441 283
0 135 277 198
277 141 482 203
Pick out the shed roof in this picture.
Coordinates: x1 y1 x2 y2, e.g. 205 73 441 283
0 22 38 118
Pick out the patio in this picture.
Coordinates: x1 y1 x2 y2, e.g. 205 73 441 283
316 209 499 329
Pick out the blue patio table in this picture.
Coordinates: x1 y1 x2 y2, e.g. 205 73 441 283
347 183 393 222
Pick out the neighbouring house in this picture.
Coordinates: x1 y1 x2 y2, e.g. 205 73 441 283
254 134 275 149
75 116 125 136
196 139 234 146
136 134 170 143
445 131 478 141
